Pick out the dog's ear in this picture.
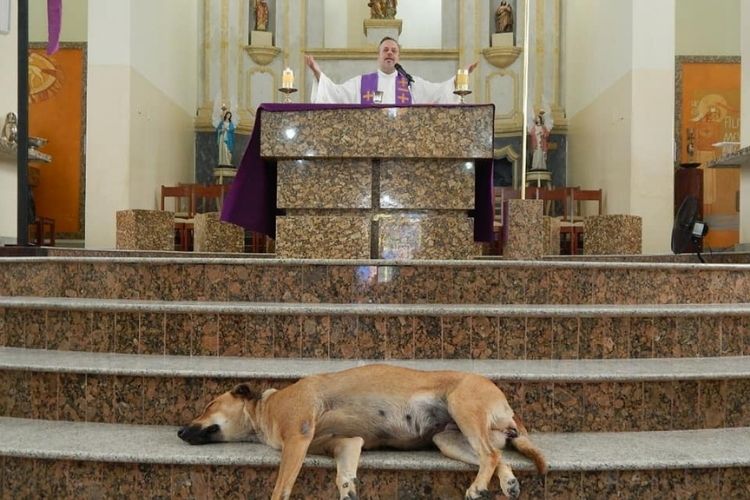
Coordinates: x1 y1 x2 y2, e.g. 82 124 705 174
231 383 259 400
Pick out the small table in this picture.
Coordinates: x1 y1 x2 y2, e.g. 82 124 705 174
526 169 552 188
213 166 237 185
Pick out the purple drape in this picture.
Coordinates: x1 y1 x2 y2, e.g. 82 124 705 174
220 103 495 243
46 0 62 55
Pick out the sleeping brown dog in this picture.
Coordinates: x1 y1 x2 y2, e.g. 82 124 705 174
178 364 547 500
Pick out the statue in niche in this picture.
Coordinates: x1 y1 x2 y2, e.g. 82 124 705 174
217 110 236 166
254 0 269 31
368 0 397 19
528 108 553 171
495 0 513 33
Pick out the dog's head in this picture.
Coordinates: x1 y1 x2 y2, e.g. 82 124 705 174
178 383 263 445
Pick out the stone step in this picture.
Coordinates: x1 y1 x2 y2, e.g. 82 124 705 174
1 417 748 499
1 256 749 305
1 297 748 360
2 348 749 433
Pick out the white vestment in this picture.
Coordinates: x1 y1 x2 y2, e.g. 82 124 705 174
311 69 460 105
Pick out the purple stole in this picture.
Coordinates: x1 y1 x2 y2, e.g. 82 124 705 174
360 72 412 105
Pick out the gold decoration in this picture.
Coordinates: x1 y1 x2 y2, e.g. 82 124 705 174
29 52 63 103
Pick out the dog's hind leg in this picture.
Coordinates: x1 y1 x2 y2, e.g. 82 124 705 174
313 436 365 500
433 429 520 499
445 416 501 498
446 378 521 499
433 427 481 465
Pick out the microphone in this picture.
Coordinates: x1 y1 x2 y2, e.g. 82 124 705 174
394 63 414 86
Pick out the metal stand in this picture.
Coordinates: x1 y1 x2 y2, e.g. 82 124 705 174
278 87 298 103
453 89 472 104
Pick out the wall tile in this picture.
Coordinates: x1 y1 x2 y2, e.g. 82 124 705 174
219 314 246 357
498 317 525 360
442 316 471 359
414 316 441 359
274 316 301 358
470 316 497 360
525 318 553 360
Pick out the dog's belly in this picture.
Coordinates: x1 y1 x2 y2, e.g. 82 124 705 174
315 394 454 450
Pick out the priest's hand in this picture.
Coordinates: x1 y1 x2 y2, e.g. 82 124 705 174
466 61 479 74
305 55 321 81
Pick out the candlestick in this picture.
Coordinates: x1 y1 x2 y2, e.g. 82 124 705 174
282 67 294 89
456 69 469 91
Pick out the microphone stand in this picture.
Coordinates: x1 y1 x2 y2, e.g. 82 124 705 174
394 63 414 88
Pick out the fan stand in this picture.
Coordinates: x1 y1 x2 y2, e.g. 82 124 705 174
692 236 706 263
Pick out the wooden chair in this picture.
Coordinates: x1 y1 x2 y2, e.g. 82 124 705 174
524 186 541 200
192 184 228 215
570 188 603 254
28 216 55 246
161 185 194 251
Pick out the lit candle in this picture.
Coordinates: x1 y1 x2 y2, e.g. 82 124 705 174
456 69 469 91
282 68 294 89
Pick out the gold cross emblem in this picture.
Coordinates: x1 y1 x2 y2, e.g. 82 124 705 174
397 93 409 103
363 90 375 101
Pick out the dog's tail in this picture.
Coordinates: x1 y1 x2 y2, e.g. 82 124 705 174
510 415 548 475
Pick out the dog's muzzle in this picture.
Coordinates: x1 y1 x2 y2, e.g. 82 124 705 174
178 424 220 445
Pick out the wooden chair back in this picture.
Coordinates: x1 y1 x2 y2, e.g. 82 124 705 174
537 187 574 218
161 185 194 218
572 188 603 219
192 184 227 214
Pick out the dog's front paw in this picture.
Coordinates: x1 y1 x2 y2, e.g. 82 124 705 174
339 477 359 500
501 477 520 499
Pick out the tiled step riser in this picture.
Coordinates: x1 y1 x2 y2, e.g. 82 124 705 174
1 261 749 304
2 457 747 499
1 308 747 360
2 370 749 433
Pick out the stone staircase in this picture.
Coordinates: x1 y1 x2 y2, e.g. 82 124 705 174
0 254 749 498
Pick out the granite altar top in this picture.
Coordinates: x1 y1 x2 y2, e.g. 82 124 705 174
259 105 494 159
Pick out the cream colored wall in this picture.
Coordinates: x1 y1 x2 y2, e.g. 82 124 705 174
29 0 87 42
0 0 18 244
629 0 675 254
564 0 633 117
130 0 198 116
86 0 197 249
565 0 633 208
128 0 197 210
676 0 740 56
85 65 131 249
323 0 347 48
566 74 632 212
85 0 131 249
129 70 196 210
565 0 674 254
346 1 368 48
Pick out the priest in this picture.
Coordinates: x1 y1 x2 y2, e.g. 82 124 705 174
305 37 477 105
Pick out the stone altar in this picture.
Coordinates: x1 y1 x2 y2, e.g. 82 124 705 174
260 105 494 259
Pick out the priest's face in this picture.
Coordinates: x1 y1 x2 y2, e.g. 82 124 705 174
378 39 400 74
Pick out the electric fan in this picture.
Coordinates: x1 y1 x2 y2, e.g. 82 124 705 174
671 195 709 261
